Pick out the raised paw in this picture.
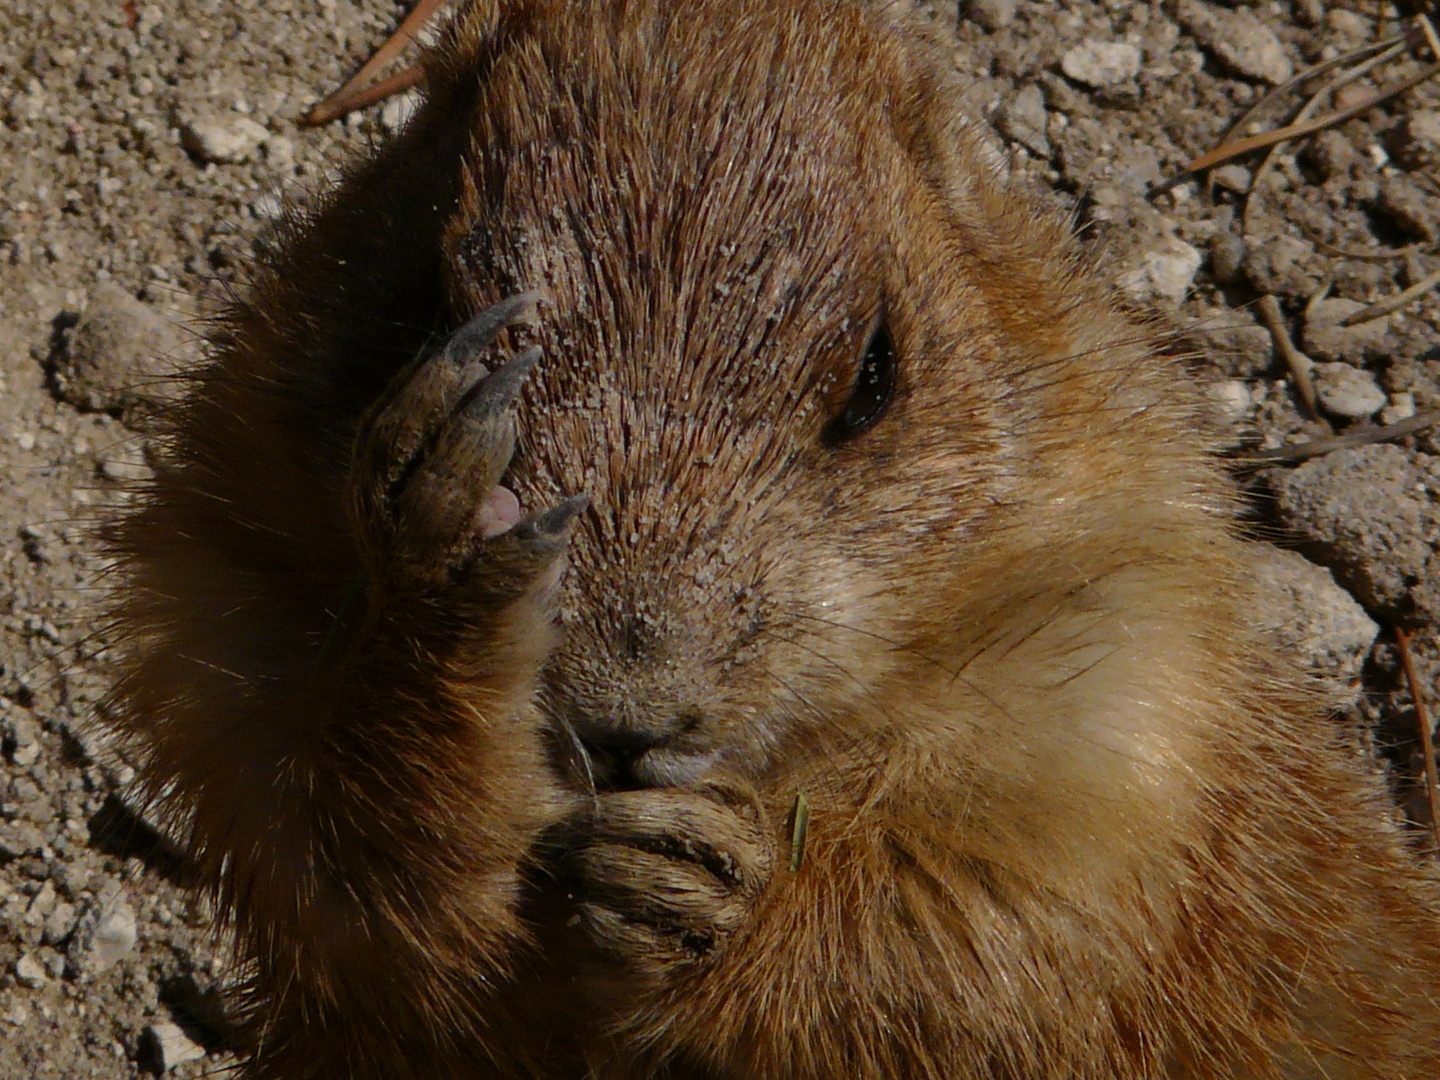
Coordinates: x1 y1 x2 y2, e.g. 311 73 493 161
562 785 775 973
349 293 585 602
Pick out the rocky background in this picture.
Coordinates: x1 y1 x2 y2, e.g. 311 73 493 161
0 0 1438 1075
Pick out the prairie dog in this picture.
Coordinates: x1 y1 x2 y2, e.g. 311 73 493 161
104 1 1440 1078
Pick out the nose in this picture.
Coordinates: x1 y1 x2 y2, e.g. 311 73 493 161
562 707 698 789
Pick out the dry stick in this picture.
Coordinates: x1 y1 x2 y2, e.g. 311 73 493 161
1418 13 1440 61
1340 263 1440 325
1162 60 1440 183
1220 35 1406 147
1242 41 1408 234
1396 627 1440 856
301 0 452 126
1312 237 1422 261
303 65 426 127
1234 407 1440 463
1256 294 1320 420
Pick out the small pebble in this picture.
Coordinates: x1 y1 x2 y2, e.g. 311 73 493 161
379 90 422 135
51 282 187 421
98 440 153 483
962 0 1017 30
143 1022 207 1072
1301 130 1356 183
1241 233 1322 301
1388 111 1440 172
1269 445 1433 618
1302 298 1389 365
67 896 138 978
995 83 1049 158
14 954 47 989
178 109 270 165
1116 234 1202 306
1374 178 1439 243
42 901 78 946
1195 312 1273 377
1210 164 1251 194
1380 392 1417 426
1252 544 1378 696
1060 41 1142 89
1173 0 1293 85
1311 362 1386 421
1208 379 1252 423
1207 233 1247 286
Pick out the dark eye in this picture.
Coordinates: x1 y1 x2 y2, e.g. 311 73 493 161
823 317 897 446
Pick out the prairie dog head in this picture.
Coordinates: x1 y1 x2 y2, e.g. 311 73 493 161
432 0 1224 798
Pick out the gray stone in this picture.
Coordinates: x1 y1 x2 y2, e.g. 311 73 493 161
67 894 138 978
1173 0 1293 85
963 0 1017 30
1210 164 1251 194
178 109 270 164
1207 378 1252 425
97 439 154 484
1311 362 1387 421
4 714 40 767
1302 298 1390 364
1388 110 1440 172
24 882 57 927
1380 391 1417 426
1207 232 1247 286
51 283 185 422
1060 41 1143 89
1251 545 1378 697
1116 234 1202 305
260 133 296 175
1193 310 1272 376
1301 130 1357 182
42 900 78 945
996 83 1049 159
143 1022 207 1072
1270 445 1435 618
1374 178 1439 243
379 90 422 135
1241 232 1322 301
13 954 47 989
0 821 47 860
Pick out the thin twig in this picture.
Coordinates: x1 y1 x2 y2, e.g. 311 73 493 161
302 64 426 127
1160 60 1440 185
1242 41 1407 234
1233 407 1440 463
1340 264 1440 325
1256 294 1320 420
1396 627 1440 856
301 0 451 125
1311 237 1424 262
1417 13 1440 61
1219 35 1406 147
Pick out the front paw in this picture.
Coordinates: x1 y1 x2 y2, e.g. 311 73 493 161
564 785 775 972
349 292 585 610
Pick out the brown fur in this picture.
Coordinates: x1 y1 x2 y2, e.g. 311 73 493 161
102 1 1440 1077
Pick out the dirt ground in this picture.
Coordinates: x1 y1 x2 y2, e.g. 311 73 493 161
0 0 1438 1075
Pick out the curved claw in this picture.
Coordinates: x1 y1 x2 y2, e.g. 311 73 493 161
512 496 591 553
358 293 542 521
443 292 541 369
458 346 542 424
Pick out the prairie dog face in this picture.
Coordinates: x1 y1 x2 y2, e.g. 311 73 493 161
436 0 1192 792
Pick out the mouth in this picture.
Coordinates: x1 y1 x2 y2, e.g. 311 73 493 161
549 721 720 791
